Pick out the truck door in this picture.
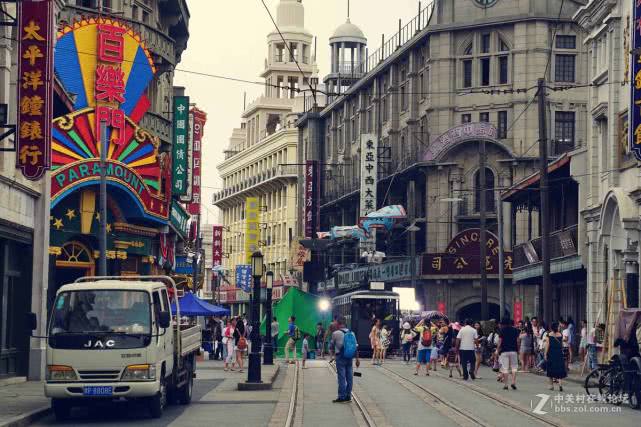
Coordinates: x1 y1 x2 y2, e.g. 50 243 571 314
159 289 174 370
151 291 167 365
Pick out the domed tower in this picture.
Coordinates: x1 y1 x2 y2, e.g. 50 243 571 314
324 8 367 102
263 0 318 100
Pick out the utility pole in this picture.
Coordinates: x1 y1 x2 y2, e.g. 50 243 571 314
193 215 201 291
98 120 108 276
537 78 552 325
497 189 505 319
479 139 488 321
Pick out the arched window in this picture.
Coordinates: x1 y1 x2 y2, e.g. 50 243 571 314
474 167 495 212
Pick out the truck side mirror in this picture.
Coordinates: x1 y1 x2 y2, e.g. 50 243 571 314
25 312 37 331
158 311 171 329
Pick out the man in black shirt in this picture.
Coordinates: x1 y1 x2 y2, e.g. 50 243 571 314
496 317 519 390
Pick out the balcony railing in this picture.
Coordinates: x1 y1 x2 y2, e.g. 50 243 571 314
139 111 172 144
513 224 578 269
213 165 298 204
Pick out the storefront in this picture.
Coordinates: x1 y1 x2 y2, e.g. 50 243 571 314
47 18 174 297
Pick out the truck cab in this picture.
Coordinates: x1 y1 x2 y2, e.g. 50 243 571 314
32 276 201 420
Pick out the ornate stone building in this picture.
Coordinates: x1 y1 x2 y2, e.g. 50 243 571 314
298 0 589 321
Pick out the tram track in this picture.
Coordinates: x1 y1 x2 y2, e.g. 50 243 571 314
379 365 570 427
327 360 378 427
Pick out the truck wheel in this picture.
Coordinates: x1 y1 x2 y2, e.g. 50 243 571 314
149 374 167 418
52 399 71 421
177 363 193 405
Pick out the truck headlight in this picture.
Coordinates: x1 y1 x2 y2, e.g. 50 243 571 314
121 364 156 381
46 365 77 381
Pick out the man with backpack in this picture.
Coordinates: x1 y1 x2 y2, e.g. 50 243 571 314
413 318 433 376
285 316 300 364
330 316 360 403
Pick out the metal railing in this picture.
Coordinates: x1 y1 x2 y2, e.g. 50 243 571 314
213 165 298 203
513 224 579 269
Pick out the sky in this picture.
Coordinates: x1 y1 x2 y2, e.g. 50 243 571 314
173 0 426 224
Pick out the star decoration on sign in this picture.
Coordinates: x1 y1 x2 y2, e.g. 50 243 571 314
95 213 100 221
52 218 63 230
106 223 112 233
65 209 76 220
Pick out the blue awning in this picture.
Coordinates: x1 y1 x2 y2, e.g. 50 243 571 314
171 292 230 317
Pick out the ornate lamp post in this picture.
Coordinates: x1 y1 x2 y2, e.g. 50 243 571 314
248 251 264 383
263 271 274 365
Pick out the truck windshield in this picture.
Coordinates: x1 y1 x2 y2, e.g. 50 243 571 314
49 290 151 335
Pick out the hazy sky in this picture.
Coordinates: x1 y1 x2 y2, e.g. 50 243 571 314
173 0 424 223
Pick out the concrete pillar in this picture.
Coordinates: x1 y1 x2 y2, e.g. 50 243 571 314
28 175 51 380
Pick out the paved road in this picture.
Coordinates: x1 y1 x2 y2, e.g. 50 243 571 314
32 360 640 426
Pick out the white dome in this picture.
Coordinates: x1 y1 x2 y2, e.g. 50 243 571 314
330 18 366 42
276 0 305 29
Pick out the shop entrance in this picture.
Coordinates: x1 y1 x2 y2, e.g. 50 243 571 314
54 241 95 292
456 302 501 322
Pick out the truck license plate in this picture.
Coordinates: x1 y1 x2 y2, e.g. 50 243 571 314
83 386 113 396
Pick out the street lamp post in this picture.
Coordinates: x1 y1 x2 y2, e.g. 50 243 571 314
248 252 264 383
264 271 274 365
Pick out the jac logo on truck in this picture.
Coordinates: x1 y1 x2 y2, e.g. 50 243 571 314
83 339 115 349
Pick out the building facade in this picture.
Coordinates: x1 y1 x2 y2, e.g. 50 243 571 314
298 0 589 321
574 0 640 333
213 0 319 314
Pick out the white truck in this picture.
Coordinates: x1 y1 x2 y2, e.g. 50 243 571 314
27 276 201 420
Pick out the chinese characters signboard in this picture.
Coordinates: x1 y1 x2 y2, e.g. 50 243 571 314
51 18 166 222
16 0 54 180
423 123 497 161
631 0 641 160
235 264 252 293
172 96 190 196
421 228 513 275
170 199 189 238
212 225 223 269
359 134 378 217
245 197 260 263
188 108 207 215
304 160 320 238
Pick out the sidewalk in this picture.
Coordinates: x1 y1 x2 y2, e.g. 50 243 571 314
0 380 50 427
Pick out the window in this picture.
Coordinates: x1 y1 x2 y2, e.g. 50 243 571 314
480 58 490 86
474 168 495 212
498 56 508 84
418 72 424 100
481 34 491 54
464 42 473 55
556 35 576 49
401 85 408 111
462 114 472 124
499 38 509 52
463 60 473 88
555 55 575 82
497 111 508 139
480 112 490 123
555 111 576 153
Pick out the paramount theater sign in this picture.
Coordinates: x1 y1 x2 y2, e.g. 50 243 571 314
422 228 513 275
50 18 168 223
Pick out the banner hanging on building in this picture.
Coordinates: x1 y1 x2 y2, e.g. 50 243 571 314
359 134 378 217
179 110 193 203
631 1 641 160
188 108 207 215
16 0 54 180
235 264 252 293
304 160 320 237
245 197 260 263
172 95 190 196
212 225 223 269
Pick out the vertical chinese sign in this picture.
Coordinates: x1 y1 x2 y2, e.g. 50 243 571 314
172 96 190 196
188 108 207 215
16 0 54 180
360 134 378 248
235 264 252 293
631 1 641 160
212 225 223 269
304 160 320 238
245 197 260 263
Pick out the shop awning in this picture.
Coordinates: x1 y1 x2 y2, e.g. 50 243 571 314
171 292 230 317
501 153 571 202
